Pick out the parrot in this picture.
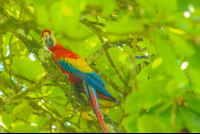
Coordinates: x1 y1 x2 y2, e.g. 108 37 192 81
42 30 117 133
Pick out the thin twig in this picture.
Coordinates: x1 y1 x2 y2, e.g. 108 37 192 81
15 74 58 86
0 54 14 61
43 102 62 117
130 36 138 92
0 35 8 72
0 75 48 107
77 113 82 129
106 50 130 91
96 16 99 25
96 29 126 93
15 74 35 84
9 34 17 90
120 66 126 78
27 97 76 133
43 83 59 86
19 6 23 19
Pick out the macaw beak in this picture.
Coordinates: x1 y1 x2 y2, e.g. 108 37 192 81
43 32 50 41
43 32 54 48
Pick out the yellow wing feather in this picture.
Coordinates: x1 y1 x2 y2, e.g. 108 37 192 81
64 56 92 73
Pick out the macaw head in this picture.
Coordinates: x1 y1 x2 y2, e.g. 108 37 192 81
42 30 57 48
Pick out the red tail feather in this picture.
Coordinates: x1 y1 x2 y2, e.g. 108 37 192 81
88 86 107 133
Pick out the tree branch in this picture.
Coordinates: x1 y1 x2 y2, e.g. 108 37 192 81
82 18 143 65
0 75 48 107
26 97 77 133
130 35 138 92
8 34 18 90
0 125 10 133
0 35 8 72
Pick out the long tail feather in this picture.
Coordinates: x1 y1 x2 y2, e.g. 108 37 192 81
84 82 107 133
76 83 117 103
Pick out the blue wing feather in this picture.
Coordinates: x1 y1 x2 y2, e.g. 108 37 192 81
56 59 113 98
87 72 106 86
56 59 105 85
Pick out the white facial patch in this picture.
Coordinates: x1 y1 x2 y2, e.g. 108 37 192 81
50 33 56 45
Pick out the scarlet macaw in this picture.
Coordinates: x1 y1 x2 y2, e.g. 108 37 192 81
42 30 117 133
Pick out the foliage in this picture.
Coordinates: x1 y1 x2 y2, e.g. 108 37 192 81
0 0 200 133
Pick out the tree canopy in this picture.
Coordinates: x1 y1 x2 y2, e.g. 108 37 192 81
0 0 200 133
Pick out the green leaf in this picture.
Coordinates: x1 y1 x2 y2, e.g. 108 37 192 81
28 115 48 126
136 0 177 14
186 45 200 69
11 57 45 79
101 0 116 16
34 6 49 27
124 92 146 114
180 107 200 132
50 0 81 37
10 125 39 133
137 114 164 132
188 67 200 94
107 106 122 122
10 39 27 57
22 0 32 4
183 93 200 114
123 115 138 133
2 112 15 128
155 29 187 85
13 103 34 119
32 0 49 6
168 33 194 56
136 65 149 82
105 20 145 35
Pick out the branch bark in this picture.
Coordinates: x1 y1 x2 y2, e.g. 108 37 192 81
0 75 48 108
0 125 10 133
82 18 143 65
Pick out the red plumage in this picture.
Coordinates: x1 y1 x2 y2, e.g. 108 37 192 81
51 57 82 83
42 29 51 37
88 86 107 133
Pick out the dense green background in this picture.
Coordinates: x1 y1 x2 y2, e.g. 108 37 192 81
0 0 200 133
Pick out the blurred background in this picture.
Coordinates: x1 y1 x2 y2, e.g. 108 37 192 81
0 0 200 133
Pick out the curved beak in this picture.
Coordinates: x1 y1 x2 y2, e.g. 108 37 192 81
43 32 50 42
43 32 54 48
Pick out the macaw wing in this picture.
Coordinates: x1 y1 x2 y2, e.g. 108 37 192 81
55 56 114 99
54 50 106 86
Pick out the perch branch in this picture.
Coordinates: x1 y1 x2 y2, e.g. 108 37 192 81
0 125 10 133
